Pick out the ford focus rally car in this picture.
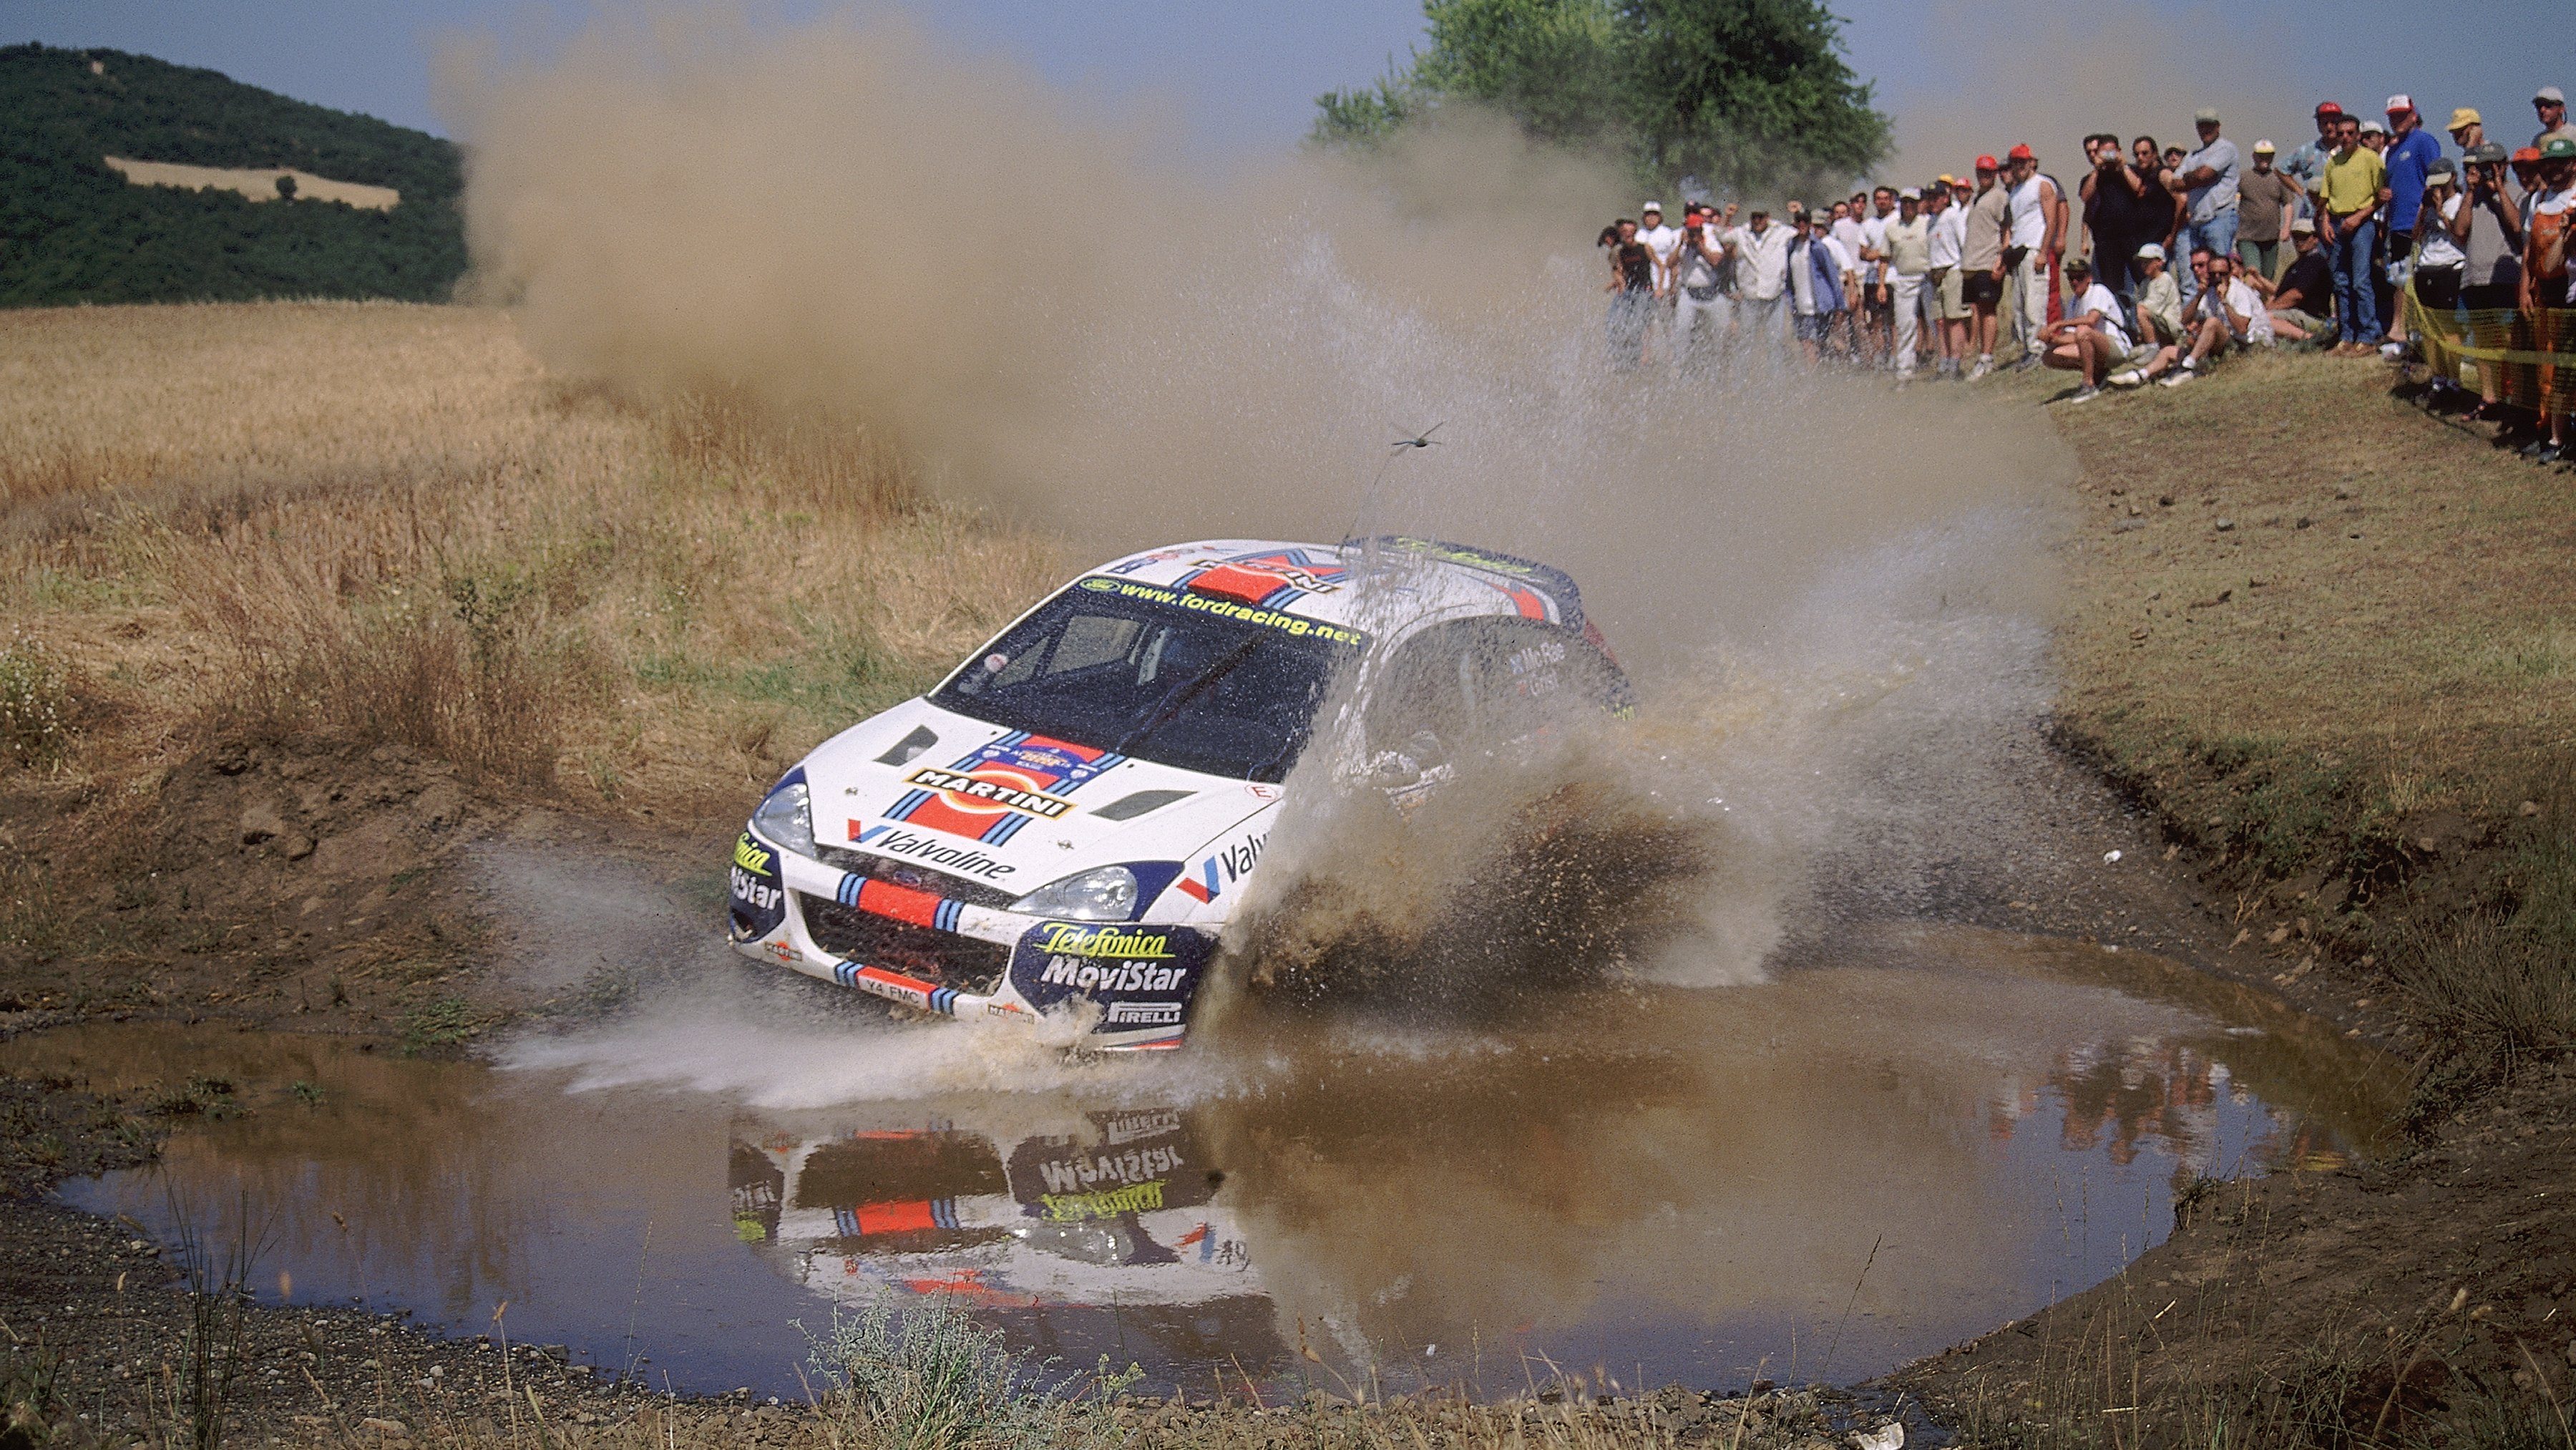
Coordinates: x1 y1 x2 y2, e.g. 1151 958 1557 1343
726 536 1628 1049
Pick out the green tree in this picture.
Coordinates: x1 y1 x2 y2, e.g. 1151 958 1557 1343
1312 0 1889 198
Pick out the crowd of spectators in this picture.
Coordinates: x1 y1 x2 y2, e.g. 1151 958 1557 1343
1599 85 2576 455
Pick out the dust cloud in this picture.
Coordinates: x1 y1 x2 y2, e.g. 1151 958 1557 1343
449 6 2074 991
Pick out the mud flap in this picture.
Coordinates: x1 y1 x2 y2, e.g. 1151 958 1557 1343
1006 921 1216 1035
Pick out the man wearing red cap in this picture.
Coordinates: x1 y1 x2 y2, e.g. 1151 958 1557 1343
2001 144 2066 367
2281 104 2343 219
1960 155 2012 378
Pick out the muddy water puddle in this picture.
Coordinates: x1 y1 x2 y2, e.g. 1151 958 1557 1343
7 925 2399 1399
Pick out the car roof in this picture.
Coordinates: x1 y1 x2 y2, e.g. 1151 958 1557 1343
1082 537 1592 636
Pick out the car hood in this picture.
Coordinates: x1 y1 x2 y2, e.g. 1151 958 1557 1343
799 698 1281 899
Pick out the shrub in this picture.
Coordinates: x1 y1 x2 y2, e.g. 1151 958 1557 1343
0 632 74 770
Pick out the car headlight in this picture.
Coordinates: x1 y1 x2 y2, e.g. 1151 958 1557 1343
1011 865 1138 922
751 774 815 856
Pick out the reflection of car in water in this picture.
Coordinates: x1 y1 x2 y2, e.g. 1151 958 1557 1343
729 1106 1258 1312
723 536 1630 1048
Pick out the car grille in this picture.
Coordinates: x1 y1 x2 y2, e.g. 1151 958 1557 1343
816 844 1020 910
795 892 1010 994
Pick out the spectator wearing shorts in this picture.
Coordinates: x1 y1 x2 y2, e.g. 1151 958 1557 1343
1961 157 2011 377
2109 243 2186 386
2160 249 2272 386
2519 137 2575 459
2236 140 2297 279
1925 179 1969 378
1601 219 1656 369
2038 256 2130 402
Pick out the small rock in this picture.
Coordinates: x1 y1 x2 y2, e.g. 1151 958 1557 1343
2523 801 2544 817
359 1419 407 1439
238 803 286 847
2335 485 2353 499
2102 850 2123 863
2214 518 2236 532
2157 494 2175 507
2113 518 2146 532
2296 515 2313 528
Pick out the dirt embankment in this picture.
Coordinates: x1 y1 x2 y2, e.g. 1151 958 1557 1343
1890 356 2576 1446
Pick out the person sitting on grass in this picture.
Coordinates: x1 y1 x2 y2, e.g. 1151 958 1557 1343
2037 256 2130 403
2108 244 2186 386
2247 218 2336 344
2157 249 2273 386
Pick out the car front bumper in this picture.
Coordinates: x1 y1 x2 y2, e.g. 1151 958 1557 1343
725 826 1211 1050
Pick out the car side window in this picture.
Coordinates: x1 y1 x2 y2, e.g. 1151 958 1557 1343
1368 619 1614 753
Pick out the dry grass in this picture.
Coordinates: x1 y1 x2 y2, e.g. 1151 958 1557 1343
0 301 1060 820
2037 350 2576 870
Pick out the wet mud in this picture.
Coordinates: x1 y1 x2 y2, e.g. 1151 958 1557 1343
2 923 2399 1404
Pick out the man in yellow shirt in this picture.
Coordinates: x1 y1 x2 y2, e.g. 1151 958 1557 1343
2313 113 2391 352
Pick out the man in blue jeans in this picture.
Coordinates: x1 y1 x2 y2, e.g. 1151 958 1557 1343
2174 107 2243 303
2315 112 2388 352
2379 94 2444 356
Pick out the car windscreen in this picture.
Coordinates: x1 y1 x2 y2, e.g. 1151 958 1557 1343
930 578 1364 784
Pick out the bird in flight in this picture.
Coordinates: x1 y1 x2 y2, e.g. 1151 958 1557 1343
1390 423 1444 450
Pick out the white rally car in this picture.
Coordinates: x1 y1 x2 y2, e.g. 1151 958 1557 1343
726 537 1629 1049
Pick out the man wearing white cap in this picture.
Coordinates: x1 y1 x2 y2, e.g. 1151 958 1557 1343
1636 203 1681 361
2172 107 2242 303
2238 140 2296 279
2381 94 2442 355
1880 188 1933 378
2537 87 2576 151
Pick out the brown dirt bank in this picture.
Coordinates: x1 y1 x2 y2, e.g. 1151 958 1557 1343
1887 356 2576 1446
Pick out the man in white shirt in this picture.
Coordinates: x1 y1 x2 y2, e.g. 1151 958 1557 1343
2035 256 2129 402
2160 248 2270 386
1880 188 1933 379
2001 144 2066 369
1725 206 1795 365
1924 180 1969 377
1855 187 1896 366
1636 203 1681 363
1672 205 1733 373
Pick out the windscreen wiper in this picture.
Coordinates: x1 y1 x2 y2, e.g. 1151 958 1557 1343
1113 638 1260 756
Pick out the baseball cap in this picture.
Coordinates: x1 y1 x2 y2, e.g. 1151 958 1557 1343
1897 187 1921 200
2194 107 2221 124
2546 137 2576 160
2359 118 2386 135
1974 155 1999 171
2426 159 2457 183
2539 86 2567 104
2252 140 2275 154
2288 218 2316 236
2469 142 2509 163
2314 101 2343 117
2449 107 2482 130
2385 94 2414 115
2064 256 2092 273
2514 146 2545 163
1641 201 1663 213
1935 172 1956 185
2135 242 2166 261
2006 142 2035 162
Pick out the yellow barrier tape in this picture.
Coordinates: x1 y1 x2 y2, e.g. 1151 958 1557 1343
2403 282 2576 411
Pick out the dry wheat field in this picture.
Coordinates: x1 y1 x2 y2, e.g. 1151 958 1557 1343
0 301 1060 821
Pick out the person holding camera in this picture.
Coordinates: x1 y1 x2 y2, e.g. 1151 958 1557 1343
2447 142 2524 417
1673 205 1734 373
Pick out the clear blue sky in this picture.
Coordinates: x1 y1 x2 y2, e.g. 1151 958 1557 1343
14 0 2570 173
